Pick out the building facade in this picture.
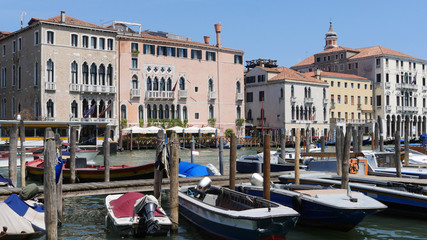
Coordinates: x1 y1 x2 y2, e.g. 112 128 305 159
111 22 245 135
0 11 118 125
292 22 427 139
245 64 329 140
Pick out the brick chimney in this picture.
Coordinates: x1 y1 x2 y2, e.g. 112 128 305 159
60 11 66 23
214 23 221 47
203 36 210 44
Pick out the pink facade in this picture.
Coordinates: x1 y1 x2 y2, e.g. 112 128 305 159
115 24 245 135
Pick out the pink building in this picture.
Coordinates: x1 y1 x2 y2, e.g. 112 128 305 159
111 22 245 135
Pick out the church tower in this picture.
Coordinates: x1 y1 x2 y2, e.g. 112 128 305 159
324 21 338 50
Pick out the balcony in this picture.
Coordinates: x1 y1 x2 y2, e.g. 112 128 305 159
304 97 314 104
423 108 427 114
385 82 391 89
385 105 392 112
178 90 187 99
130 88 140 98
330 118 368 124
236 92 243 101
396 83 418 91
79 84 116 94
397 106 418 113
45 82 56 91
69 83 80 92
290 96 296 103
145 90 174 100
423 86 427 92
209 91 217 100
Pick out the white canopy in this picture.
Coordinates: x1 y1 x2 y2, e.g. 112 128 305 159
123 126 164 134
200 126 219 134
166 126 185 133
183 126 201 134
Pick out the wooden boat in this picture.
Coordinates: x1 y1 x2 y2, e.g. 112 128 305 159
178 177 299 239
25 158 156 183
105 192 171 237
237 173 387 231
236 154 297 173
279 174 427 218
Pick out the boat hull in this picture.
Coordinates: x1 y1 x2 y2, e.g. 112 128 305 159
236 160 295 173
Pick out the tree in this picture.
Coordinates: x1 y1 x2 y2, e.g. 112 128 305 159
208 118 216 127
225 128 234 139
121 118 128 129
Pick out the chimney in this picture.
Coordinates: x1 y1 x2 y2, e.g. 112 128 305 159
315 69 322 79
203 36 210 44
214 23 221 47
60 11 66 23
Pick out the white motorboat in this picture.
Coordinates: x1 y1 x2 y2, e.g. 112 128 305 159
105 192 172 237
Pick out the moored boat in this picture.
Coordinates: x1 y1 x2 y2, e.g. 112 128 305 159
105 192 171 237
25 158 156 183
179 177 299 239
237 173 387 231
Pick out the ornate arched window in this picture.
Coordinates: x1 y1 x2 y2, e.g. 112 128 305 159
71 100 78 118
236 81 241 93
179 77 185 90
209 105 214 119
165 105 169 119
153 105 157 119
167 78 172 91
159 104 163 119
208 79 214 92
121 104 127 119
171 105 175 119
82 62 88 84
46 99 54 118
146 77 152 90
71 61 78 84
90 63 97 85
183 106 188 120
99 64 105 85
147 104 151 119
153 77 159 91
138 105 144 120
46 59 54 82
132 75 138 89
107 64 113 86
236 106 241 119
160 78 165 91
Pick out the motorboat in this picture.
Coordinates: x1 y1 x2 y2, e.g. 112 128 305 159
236 173 387 231
279 173 427 218
105 192 171 237
236 153 297 173
179 177 299 239
26 158 157 183
179 161 220 177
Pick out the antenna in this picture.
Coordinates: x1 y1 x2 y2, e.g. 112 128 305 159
21 10 27 29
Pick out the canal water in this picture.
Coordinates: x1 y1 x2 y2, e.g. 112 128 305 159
1 146 426 239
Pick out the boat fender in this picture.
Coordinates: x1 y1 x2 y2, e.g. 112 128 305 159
349 161 359 174
291 195 302 211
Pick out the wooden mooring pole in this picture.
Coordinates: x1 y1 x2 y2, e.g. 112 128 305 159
218 138 224 175
394 130 402 178
154 129 164 202
190 136 195 164
404 118 409 167
55 133 63 222
104 125 111 182
341 125 351 190
70 126 77 184
229 133 237 190
9 123 18 187
263 134 270 200
44 128 58 239
170 132 179 233
335 128 342 176
295 129 301 185
19 119 26 187
378 116 384 151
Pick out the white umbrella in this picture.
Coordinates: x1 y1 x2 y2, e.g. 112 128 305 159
200 126 219 134
141 126 165 134
166 126 184 133
122 126 145 134
183 126 201 134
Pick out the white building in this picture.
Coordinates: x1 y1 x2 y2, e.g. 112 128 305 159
245 64 329 140
292 22 427 139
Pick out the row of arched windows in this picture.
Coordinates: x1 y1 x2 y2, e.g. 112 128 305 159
44 99 113 119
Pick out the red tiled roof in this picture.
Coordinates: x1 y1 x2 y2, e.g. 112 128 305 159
293 45 423 67
28 14 111 30
304 71 369 80
267 67 328 85
0 31 10 39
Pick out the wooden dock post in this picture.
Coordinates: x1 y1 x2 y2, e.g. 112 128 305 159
263 134 270 200
335 128 342 176
341 125 351 189
44 128 58 239
9 123 18 187
70 126 77 184
54 133 63 222
374 122 379 150
218 137 224 175
358 126 363 153
170 132 179 233
280 135 286 159
130 129 133 151
154 129 164 202
305 128 310 153
320 136 325 153
378 116 384 151
229 133 237 191
404 117 409 167
104 125 111 183
295 129 301 185
352 127 358 154
190 136 195 164
394 130 402 178
19 119 26 187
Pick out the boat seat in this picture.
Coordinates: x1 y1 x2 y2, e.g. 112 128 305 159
294 189 347 197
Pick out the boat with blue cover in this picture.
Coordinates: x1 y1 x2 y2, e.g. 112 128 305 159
179 177 299 240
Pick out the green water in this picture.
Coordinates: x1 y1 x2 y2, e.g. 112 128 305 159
1 146 426 239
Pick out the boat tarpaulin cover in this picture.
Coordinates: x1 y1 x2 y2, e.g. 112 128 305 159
179 161 210 177
110 192 165 218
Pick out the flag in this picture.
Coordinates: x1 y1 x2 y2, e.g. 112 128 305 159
98 102 113 118
412 72 417 85
84 104 96 119
171 80 178 91
404 72 408 83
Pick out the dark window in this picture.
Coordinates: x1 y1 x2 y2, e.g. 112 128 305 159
71 34 78 47
47 31 54 44
99 38 105 50
259 91 264 101
143 44 155 55
131 43 139 52
206 51 216 61
191 49 202 59
131 58 138 69
376 95 381 106
386 73 389 82
82 36 89 48
376 73 381 83
107 39 114 50
246 92 253 102
177 48 187 58
234 55 243 64
91 37 97 49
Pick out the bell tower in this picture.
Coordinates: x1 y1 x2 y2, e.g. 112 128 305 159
324 21 338 50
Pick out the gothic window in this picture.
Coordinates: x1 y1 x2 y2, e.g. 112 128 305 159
90 63 97 85
208 79 214 92
71 61 78 84
107 64 113 86
153 77 159 91
165 105 169 119
147 104 151 119
179 77 185 90
47 99 54 118
209 105 214 119
146 77 152 90
183 106 188 120
71 100 78 118
82 62 88 84
132 75 138 89
167 78 172 91
99 64 105 85
160 78 165 91
121 104 127 119
46 59 54 82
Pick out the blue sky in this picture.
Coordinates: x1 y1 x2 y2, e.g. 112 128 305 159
1 0 426 67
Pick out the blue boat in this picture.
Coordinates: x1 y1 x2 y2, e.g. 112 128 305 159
223 143 242 149
179 161 220 177
279 174 427 219
237 174 386 232
179 177 299 239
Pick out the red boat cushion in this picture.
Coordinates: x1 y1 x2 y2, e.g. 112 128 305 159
110 192 165 218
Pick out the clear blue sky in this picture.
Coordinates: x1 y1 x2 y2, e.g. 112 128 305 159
1 0 427 67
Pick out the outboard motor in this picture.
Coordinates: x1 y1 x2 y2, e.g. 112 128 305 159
250 173 264 186
196 177 212 200
133 195 160 237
